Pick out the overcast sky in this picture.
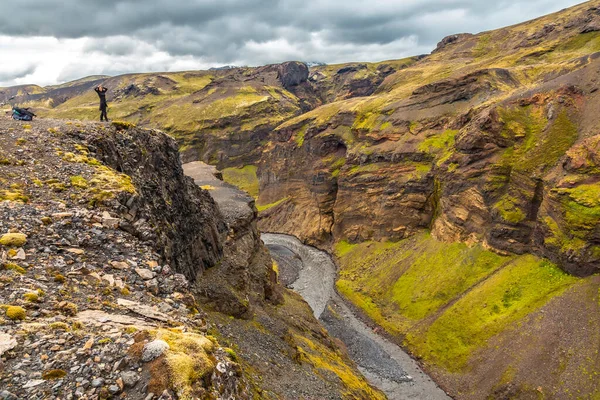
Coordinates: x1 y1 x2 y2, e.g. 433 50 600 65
0 0 586 87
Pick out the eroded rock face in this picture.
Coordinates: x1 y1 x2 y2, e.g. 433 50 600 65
88 127 226 282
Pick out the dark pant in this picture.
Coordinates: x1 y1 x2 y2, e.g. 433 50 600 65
100 105 108 121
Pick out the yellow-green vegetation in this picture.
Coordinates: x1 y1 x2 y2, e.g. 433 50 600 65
15 138 27 146
500 106 578 173
0 190 29 203
88 165 136 205
256 196 290 212
406 256 577 371
49 322 70 331
294 125 308 147
112 120 136 130
70 175 88 189
336 233 578 372
152 329 216 399
6 305 26 321
3 262 26 274
556 182 600 230
418 129 458 165
221 165 259 198
0 233 27 247
60 151 101 166
494 195 527 224
333 240 358 257
336 234 510 331
293 334 385 400
272 260 279 280
42 369 67 380
23 292 39 302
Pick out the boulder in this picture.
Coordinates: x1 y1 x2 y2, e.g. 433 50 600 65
277 62 309 89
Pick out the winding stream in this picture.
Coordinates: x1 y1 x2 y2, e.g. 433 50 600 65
262 233 450 400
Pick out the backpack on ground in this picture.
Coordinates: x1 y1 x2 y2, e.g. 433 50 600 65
12 107 36 121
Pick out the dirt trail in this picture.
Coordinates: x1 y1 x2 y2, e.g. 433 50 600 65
262 233 450 400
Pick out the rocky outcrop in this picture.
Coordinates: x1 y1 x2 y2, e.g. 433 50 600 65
433 33 474 53
87 126 227 282
277 61 309 89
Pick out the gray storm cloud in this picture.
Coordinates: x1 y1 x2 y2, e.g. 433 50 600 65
0 0 587 86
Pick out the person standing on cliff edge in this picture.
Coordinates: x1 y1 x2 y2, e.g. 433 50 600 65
94 85 109 121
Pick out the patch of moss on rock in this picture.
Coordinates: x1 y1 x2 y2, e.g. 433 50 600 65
0 190 29 203
0 233 27 247
6 306 26 321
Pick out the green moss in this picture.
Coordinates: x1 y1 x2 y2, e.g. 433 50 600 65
418 130 458 165
0 190 29 203
88 165 136 205
0 233 27 247
334 240 358 258
500 107 578 173
390 240 509 321
6 305 26 320
70 175 88 189
353 111 382 131
294 125 308 147
555 31 600 54
23 292 39 302
556 183 600 230
224 347 238 361
495 196 527 224
293 334 386 400
406 256 577 371
49 322 69 331
153 329 215 399
61 152 101 166
221 165 259 198
4 262 26 274
256 197 289 212
543 216 587 253
473 34 492 58
112 120 136 130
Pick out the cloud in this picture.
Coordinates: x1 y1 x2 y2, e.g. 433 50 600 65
0 0 586 86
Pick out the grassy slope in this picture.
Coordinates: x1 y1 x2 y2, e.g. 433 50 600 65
335 234 579 371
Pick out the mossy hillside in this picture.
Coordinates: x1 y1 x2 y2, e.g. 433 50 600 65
406 256 578 371
335 233 579 372
498 105 578 174
221 165 259 198
335 233 510 330
42 72 215 124
146 85 300 135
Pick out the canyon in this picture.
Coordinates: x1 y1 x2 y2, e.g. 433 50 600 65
2 0 600 398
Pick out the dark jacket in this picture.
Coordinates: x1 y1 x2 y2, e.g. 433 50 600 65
95 86 108 109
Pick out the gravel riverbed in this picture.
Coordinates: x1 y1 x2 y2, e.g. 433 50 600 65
262 233 450 400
